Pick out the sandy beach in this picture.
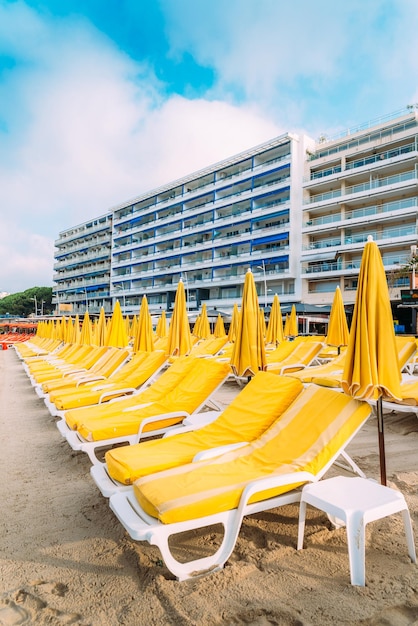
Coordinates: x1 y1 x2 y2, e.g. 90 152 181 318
1 347 418 626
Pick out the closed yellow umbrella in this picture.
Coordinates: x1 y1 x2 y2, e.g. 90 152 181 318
52 319 58 340
198 303 211 339
283 313 290 338
288 304 298 337
130 315 138 342
192 315 201 338
342 236 402 485
167 280 192 357
72 315 81 344
95 307 106 347
326 286 349 350
80 311 93 346
105 300 129 348
230 269 267 378
214 313 226 338
64 317 73 344
156 310 167 338
125 315 131 338
228 304 240 342
134 295 154 353
259 308 267 338
266 294 284 345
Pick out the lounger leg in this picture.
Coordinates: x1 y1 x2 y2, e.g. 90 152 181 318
151 517 243 581
297 501 307 550
335 451 366 478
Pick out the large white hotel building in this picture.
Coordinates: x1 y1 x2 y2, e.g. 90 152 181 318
53 106 418 330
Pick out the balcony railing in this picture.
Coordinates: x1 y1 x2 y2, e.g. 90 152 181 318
346 141 417 170
345 225 416 245
304 197 418 227
308 109 418 161
303 252 412 274
306 167 418 204
345 169 417 196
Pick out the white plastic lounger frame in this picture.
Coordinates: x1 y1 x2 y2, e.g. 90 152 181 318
63 408 221 465
90 411 222 497
48 359 168 419
57 376 226 464
108 417 368 581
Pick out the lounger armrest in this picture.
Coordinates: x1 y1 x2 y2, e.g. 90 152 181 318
122 402 153 412
136 411 190 443
62 367 88 377
237 471 316 515
279 363 306 375
75 375 106 387
162 411 222 438
98 388 136 403
193 442 249 462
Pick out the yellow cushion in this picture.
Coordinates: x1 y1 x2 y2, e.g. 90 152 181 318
50 351 166 410
105 372 303 485
267 341 323 373
64 355 196 430
287 352 346 383
76 358 230 441
32 345 109 383
134 385 370 524
395 336 416 369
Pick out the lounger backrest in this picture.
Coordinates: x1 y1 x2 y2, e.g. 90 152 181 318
122 350 167 387
277 341 323 367
265 339 303 363
190 336 228 357
27 344 94 373
135 384 371 524
395 336 416 369
124 355 204 406
286 350 346 382
63 356 198 431
104 372 303 483
106 351 148 382
88 348 130 377
54 345 101 370
153 358 230 413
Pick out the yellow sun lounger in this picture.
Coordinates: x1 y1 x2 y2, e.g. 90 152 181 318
25 343 94 377
37 346 130 397
17 337 62 359
109 383 371 580
57 355 200 433
284 350 347 384
43 350 168 415
61 357 231 463
28 345 107 384
311 336 416 389
91 372 303 496
266 341 323 374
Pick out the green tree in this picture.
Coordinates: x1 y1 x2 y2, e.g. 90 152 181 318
0 287 53 317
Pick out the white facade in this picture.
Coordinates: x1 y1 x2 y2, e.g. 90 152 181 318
52 107 418 327
53 214 113 314
302 108 418 326
109 132 312 315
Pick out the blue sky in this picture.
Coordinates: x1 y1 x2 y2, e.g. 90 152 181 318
0 0 417 293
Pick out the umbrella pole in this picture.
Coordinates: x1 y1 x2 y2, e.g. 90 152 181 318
377 396 387 486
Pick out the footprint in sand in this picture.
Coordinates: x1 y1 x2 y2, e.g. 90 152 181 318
0 587 86 626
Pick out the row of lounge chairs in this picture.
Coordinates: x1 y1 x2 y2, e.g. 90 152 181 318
14 332 417 580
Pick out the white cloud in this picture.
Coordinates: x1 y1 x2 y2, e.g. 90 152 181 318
0 2 281 293
161 0 418 130
0 218 54 292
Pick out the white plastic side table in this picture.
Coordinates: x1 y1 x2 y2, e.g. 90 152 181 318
297 476 416 586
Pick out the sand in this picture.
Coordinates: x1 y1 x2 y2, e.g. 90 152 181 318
0 347 417 626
